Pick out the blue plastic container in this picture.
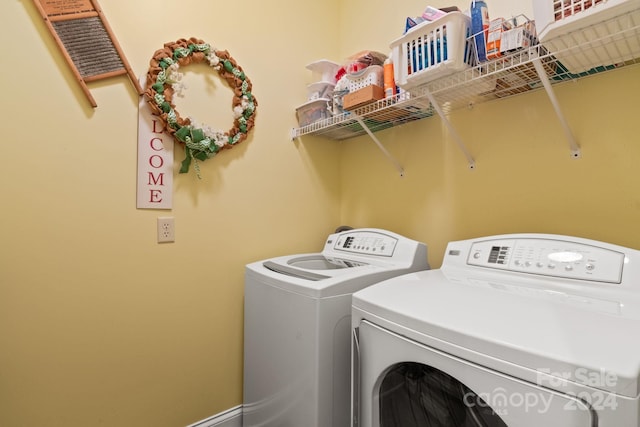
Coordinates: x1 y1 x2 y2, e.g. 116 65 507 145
470 0 489 62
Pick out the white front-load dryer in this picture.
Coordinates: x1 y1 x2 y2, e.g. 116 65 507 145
352 234 640 427
243 228 429 427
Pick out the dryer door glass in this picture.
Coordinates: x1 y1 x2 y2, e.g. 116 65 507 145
380 362 507 427
359 320 595 427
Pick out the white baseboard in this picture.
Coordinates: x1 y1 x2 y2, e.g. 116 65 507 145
185 405 242 427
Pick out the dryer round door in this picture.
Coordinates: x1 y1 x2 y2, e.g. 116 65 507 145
357 321 595 427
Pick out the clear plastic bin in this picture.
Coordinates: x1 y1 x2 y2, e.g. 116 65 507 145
296 98 330 128
390 12 475 90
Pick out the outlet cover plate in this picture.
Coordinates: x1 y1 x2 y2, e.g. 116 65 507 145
157 217 175 243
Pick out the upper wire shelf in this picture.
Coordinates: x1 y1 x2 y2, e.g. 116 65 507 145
291 11 640 141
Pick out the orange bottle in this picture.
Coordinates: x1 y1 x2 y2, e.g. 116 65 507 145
383 55 397 98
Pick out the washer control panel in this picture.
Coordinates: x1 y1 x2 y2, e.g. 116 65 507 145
330 231 398 257
466 238 625 283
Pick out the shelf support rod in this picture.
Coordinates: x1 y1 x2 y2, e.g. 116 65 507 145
532 58 581 159
353 115 405 177
422 88 476 169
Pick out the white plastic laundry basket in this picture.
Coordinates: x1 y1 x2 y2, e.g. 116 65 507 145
390 12 474 90
344 65 384 92
533 0 640 73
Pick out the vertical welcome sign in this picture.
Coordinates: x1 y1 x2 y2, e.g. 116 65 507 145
137 79 173 209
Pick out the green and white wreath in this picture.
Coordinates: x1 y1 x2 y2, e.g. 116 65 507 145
145 37 257 176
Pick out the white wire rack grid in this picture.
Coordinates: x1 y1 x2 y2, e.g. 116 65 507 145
292 8 640 140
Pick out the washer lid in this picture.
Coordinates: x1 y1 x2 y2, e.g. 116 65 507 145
263 255 367 281
247 253 400 298
287 254 369 270
352 269 640 398
263 260 329 281
266 254 369 276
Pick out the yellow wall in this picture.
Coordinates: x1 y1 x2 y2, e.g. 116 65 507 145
338 0 640 267
1 0 639 426
0 1 340 426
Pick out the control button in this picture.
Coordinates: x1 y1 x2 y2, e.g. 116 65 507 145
525 261 532 267
585 263 595 271
473 252 481 259
536 262 544 268
514 260 521 266
565 265 574 272
548 263 556 269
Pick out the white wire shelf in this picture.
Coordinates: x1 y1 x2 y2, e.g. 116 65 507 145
291 92 435 140
291 11 640 142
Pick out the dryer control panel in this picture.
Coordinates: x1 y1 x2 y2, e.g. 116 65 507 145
466 237 626 283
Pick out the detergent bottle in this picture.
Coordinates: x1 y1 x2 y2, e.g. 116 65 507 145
383 53 397 98
471 0 490 62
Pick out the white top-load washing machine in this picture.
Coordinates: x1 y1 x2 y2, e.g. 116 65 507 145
243 228 429 427
352 234 640 427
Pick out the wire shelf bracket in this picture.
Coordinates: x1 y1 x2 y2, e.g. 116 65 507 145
532 58 581 159
422 87 476 170
353 115 405 177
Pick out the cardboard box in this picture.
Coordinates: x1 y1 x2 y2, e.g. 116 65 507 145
486 18 511 60
343 85 384 110
500 21 537 54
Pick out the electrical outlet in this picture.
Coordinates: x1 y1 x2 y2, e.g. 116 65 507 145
157 217 175 243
